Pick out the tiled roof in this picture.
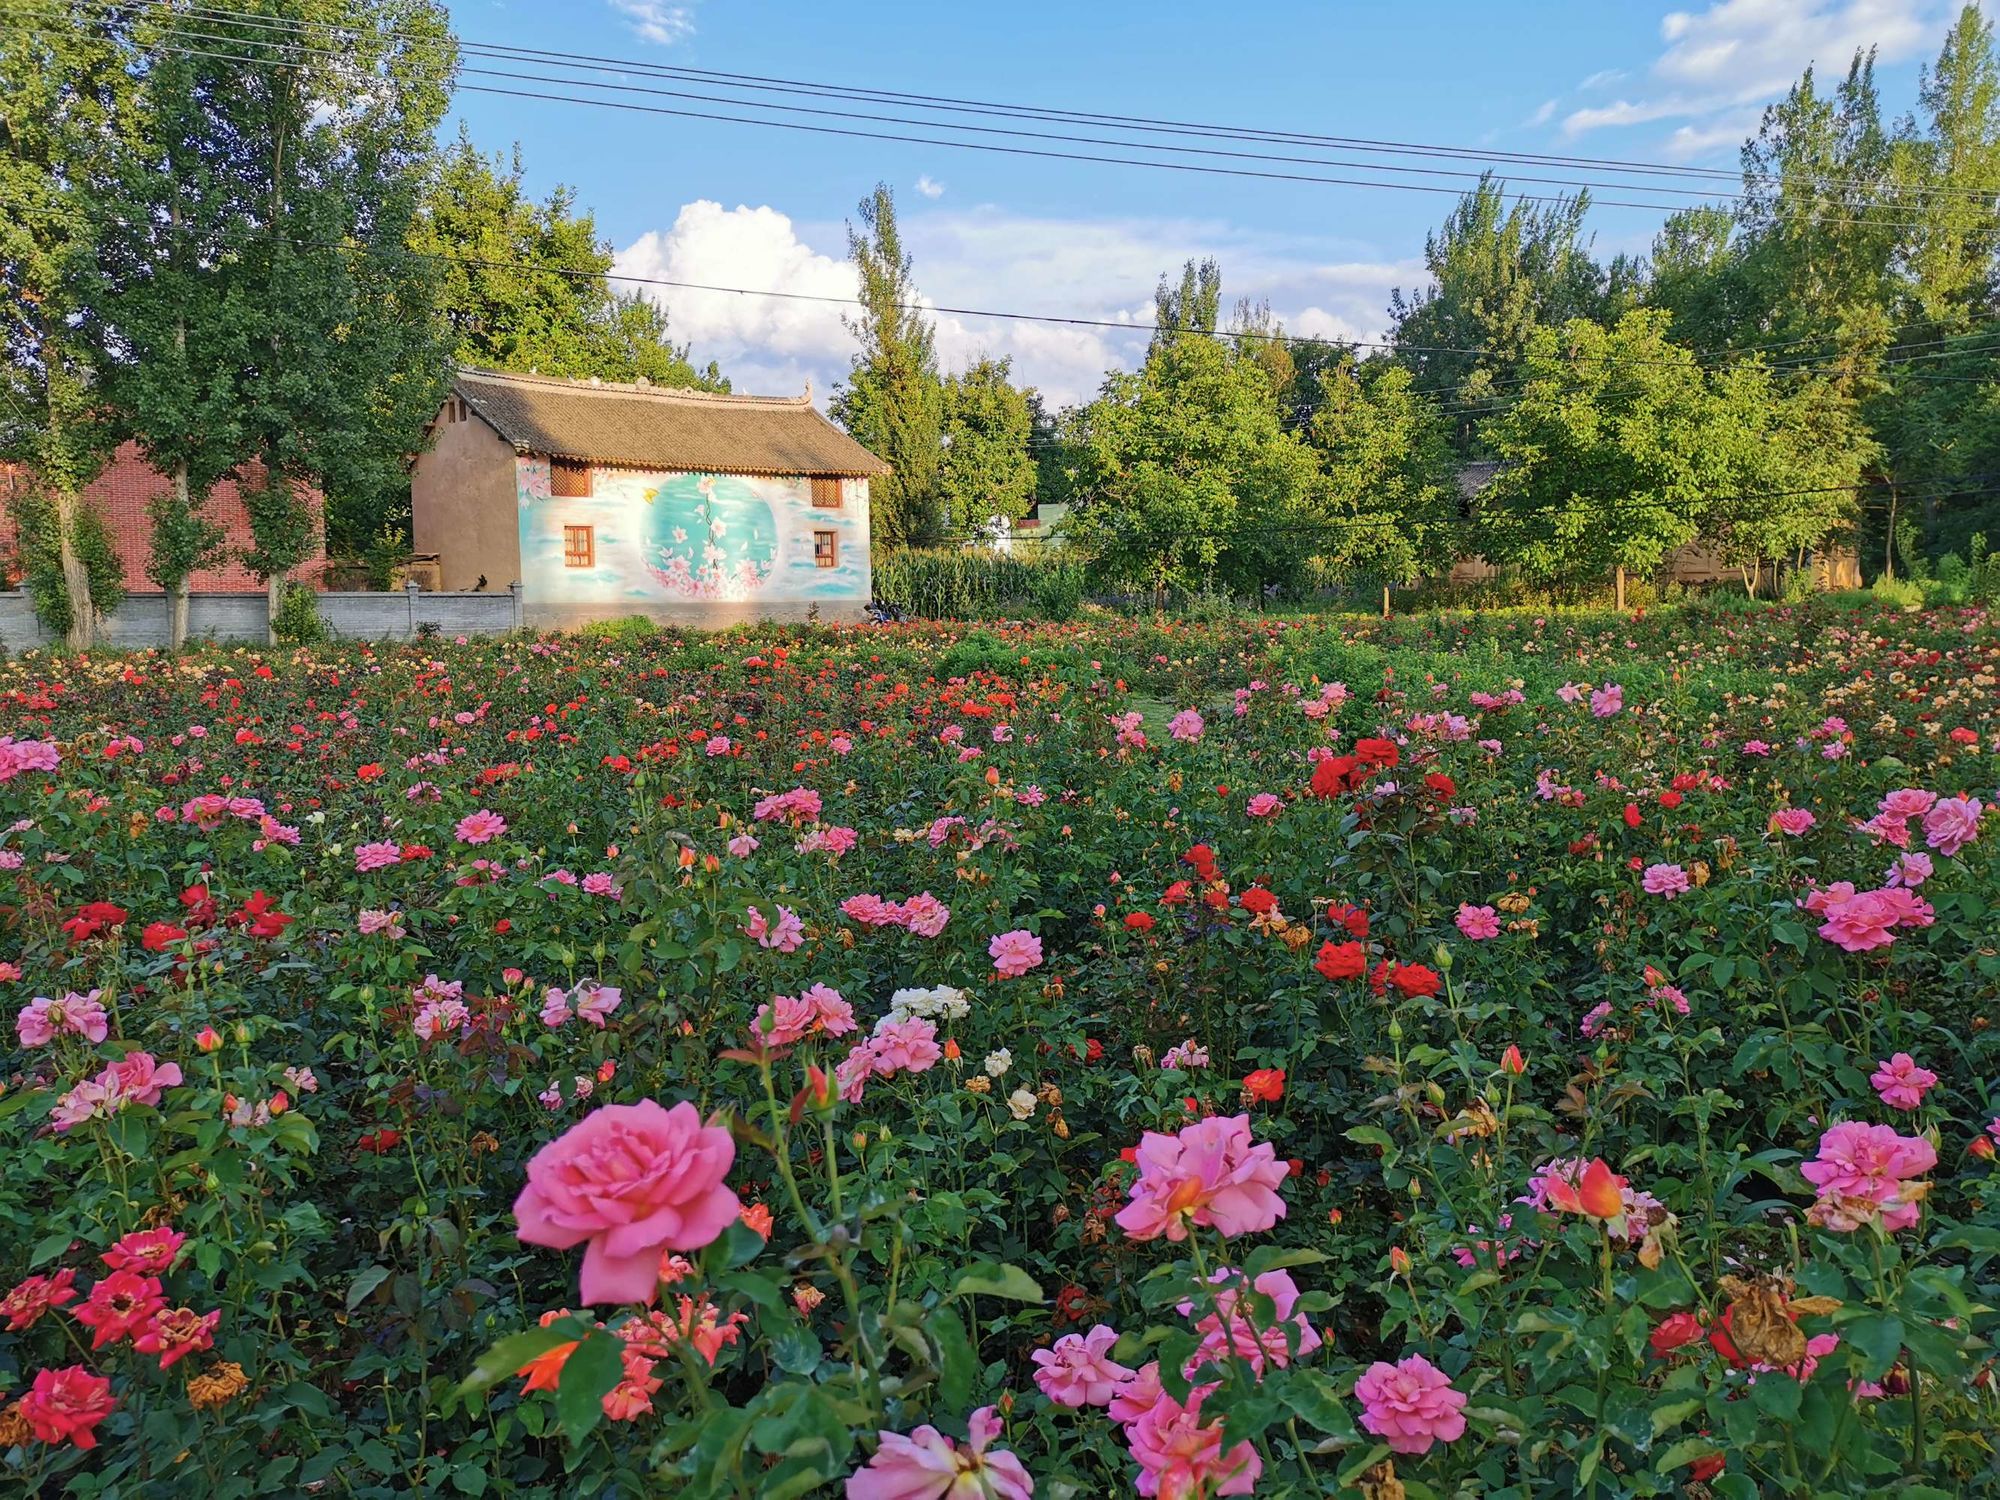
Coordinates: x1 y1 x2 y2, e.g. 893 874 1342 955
452 368 891 478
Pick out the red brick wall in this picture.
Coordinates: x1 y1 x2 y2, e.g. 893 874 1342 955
0 442 324 593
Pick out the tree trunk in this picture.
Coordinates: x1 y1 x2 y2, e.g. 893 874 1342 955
1884 489 1898 580
1381 582 1391 619
169 459 191 651
53 489 95 651
169 583 190 651
267 573 283 646
1613 564 1627 613
1741 564 1757 599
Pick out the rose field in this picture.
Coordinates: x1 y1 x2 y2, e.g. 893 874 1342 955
1 602 1997 1499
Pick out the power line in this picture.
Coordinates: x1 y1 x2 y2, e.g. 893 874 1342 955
30 1 1996 228
61 0 2000 206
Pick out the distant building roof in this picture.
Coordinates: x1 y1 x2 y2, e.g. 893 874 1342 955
1457 460 1501 500
450 367 891 479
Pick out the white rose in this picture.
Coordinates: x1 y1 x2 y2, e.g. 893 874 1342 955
1007 1088 1037 1121
983 1048 1012 1078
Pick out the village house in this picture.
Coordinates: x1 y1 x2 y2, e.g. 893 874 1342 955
410 368 890 629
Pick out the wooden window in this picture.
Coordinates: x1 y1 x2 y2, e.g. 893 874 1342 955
563 525 595 569
809 476 843 508
550 458 593 497
813 530 838 568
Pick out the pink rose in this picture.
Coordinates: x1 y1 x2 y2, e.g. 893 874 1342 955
1454 904 1501 940
988 928 1043 979
1641 863 1690 899
1354 1353 1468 1455
1031 1323 1133 1407
1126 1384 1260 1498
1115 1114 1287 1242
1869 1053 1937 1111
1800 1121 1936 1233
846 1406 1031 1500
513 1100 740 1305
1922 796 1982 857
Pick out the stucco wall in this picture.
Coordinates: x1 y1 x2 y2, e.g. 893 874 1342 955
516 461 871 617
411 410 522 591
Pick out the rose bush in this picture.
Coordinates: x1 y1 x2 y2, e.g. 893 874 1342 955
0 600 1996 1497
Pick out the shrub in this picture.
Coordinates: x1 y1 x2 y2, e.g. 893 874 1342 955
272 581 327 643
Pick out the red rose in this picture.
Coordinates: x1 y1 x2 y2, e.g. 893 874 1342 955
1124 911 1155 932
1244 1068 1286 1102
1391 963 1442 999
1326 902 1370 939
1659 789 1684 810
1649 1310 1705 1358
1314 940 1368 981
1237 887 1278 916
1623 803 1643 827
1424 772 1456 798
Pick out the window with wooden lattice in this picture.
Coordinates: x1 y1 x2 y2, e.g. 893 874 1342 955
809 476 843 508
550 458 593 497
813 531 838 568
563 525 595 569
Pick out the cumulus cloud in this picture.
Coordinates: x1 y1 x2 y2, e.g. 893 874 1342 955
607 0 698 47
913 175 945 199
1562 0 1952 142
615 199 1416 409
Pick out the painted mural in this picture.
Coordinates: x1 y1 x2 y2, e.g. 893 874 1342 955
516 461 870 609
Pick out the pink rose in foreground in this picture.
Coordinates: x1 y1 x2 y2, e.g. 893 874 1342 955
1114 1114 1287 1242
16 989 109 1048
1800 1121 1937 1233
1869 1052 1937 1111
514 1100 740 1305
1245 793 1283 819
846 1405 1032 1500
1354 1353 1468 1455
1179 1267 1322 1376
1768 807 1815 837
1923 795 1982 857
1126 1384 1259 1498
1454 904 1500 941
1031 1324 1133 1408
989 928 1043 979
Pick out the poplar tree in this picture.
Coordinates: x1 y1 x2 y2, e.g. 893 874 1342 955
831 183 945 546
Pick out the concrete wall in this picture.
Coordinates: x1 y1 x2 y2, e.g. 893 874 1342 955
0 586 520 652
411 405 522 592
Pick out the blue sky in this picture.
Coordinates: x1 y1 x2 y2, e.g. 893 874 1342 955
448 0 1982 403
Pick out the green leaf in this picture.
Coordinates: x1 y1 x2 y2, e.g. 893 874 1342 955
1840 1311 1904 1379
1650 1395 1704 1438
555 1329 626 1446
1749 1373 1801 1421
951 1263 1044 1303
455 1316 592 1398
1657 1435 1725 1472
933 1308 978 1413
345 1264 391 1312
1242 1245 1330 1276
1278 1368 1356 1436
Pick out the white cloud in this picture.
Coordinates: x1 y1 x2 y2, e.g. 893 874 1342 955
1577 67 1629 90
1563 0 1952 142
615 200 1416 409
1527 99 1558 126
607 0 698 46
913 175 945 199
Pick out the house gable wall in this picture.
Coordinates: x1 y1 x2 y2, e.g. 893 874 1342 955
410 407 522 591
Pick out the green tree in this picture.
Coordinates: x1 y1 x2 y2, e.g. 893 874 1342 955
940 357 1037 534
90 1 463 616
1895 6 2000 332
1063 326 1321 600
1153 257 1224 344
0 4 131 646
1309 360 1460 609
413 130 725 392
1389 177 1608 443
1735 56 1901 346
1478 310 1727 606
1700 364 1876 593
83 27 247 648
830 183 945 546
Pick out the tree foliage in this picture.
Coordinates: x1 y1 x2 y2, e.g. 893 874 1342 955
413 130 725 392
941 357 1038 534
1309 360 1460 587
831 183 946 547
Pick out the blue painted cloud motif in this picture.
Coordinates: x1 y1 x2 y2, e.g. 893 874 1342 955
643 475 778 600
